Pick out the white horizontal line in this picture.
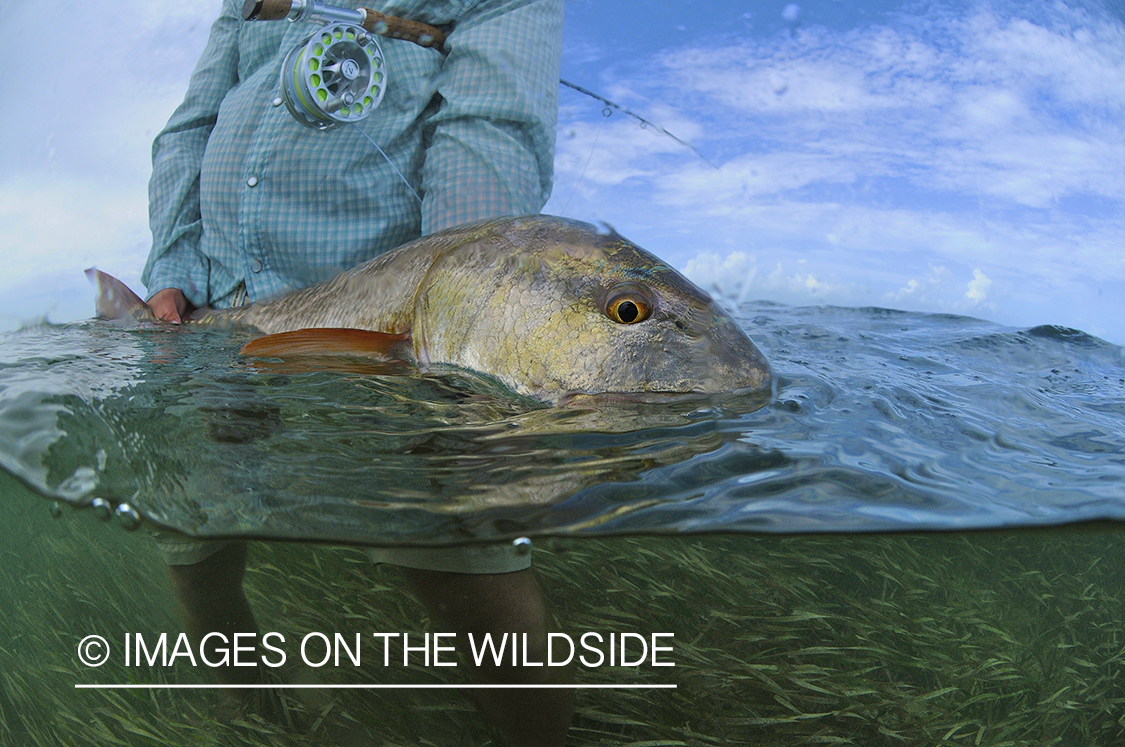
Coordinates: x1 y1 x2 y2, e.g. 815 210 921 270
75 683 676 690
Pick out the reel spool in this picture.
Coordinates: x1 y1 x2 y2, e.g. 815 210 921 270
281 22 387 130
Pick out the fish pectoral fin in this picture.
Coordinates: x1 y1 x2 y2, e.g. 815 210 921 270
240 328 413 361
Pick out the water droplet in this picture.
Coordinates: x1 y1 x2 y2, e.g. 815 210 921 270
512 537 532 555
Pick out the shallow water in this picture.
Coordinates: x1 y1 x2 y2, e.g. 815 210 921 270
2 305 1125 746
3 466 1125 745
1 303 1122 543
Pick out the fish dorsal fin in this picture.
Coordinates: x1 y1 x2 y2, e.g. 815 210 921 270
240 328 413 360
85 268 152 321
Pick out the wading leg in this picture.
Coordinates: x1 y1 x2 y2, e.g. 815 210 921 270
166 541 259 685
402 567 575 747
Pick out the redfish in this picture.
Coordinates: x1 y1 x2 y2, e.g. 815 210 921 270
90 215 772 404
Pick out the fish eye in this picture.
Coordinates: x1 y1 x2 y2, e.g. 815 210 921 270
604 288 652 325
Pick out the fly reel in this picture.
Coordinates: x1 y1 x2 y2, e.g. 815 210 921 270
281 22 387 130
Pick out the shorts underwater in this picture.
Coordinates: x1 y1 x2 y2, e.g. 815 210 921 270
152 532 531 574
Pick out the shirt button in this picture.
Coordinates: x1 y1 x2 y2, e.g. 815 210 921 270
250 260 263 273
272 97 283 107
246 176 259 187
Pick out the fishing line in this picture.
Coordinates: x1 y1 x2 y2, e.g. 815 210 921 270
560 106 611 215
349 123 423 204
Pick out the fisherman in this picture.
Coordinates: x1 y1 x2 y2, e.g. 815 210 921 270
142 0 571 744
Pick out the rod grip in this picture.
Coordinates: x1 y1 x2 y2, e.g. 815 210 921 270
361 9 447 50
242 0 293 21
242 1 447 51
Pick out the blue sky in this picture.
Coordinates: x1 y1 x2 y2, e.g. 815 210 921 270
1 0 1123 344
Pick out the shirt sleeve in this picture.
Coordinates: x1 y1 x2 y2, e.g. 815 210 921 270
419 0 563 234
141 1 243 306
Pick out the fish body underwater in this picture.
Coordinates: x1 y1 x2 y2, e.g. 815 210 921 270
90 215 772 404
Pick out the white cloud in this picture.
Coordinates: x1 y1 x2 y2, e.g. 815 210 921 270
1 0 1122 345
0 177 151 288
682 251 867 308
0 0 219 328
654 152 857 207
646 4 1125 209
550 0 1125 343
554 117 690 189
0 0 219 179
965 269 992 304
885 265 953 304
553 1 1125 241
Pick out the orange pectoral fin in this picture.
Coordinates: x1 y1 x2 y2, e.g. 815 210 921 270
240 328 413 360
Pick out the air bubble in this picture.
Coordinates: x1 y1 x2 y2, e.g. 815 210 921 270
115 503 142 531
91 498 112 521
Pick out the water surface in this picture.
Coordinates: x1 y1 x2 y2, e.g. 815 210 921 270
2 303 1125 745
1 303 1122 543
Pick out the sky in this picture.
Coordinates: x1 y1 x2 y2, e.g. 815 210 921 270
1 0 1123 344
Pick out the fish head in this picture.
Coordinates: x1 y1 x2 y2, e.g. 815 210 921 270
427 218 773 404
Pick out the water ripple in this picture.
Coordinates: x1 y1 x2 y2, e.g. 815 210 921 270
1 304 1123 544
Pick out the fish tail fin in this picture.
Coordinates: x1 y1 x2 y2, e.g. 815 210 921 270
85 268 151 321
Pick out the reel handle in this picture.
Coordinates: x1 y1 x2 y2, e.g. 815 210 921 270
242 0 447 50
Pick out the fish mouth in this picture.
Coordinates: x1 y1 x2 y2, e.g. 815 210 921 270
557 385 774 409
557 391 698 407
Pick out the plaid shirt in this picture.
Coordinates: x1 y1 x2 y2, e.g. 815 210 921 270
143 0 561 308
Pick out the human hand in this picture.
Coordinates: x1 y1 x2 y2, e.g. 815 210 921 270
148 288 193 324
